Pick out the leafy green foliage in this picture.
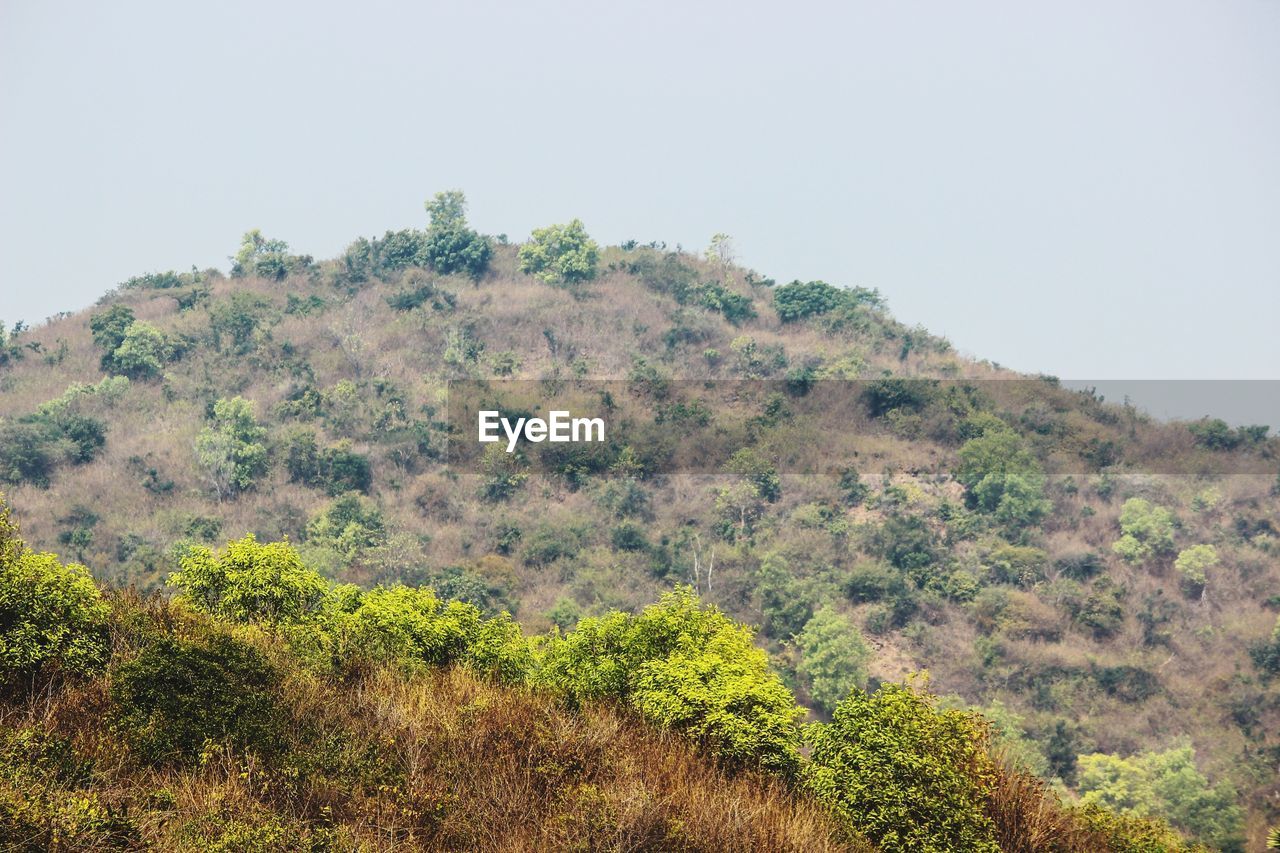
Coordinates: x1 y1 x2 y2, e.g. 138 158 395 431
0 533 109 683
194 397 269 499
284 431 371 495
109 322 170 379
169 535 328 624
537 588 802 774
803 680 1000 852
795 606 871 714
956 424 1050 532
1173 544 1217 594
1077 744 1244 850
110 633 281 765
419 190 493 279
756 553 813 639
1187 417 1269 451
518 219 599 285
773 280 882 323
1112 498 1176 563
305 493 386 561
231 230 307 281
209 292 272 353
0 411 106 487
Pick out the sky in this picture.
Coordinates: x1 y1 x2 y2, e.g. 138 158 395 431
1 0 1278 384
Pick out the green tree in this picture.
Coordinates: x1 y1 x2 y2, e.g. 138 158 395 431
195 397 269 500
803 680 1000 852
423 190 492 279
110 321 169 379
231 229 298 280
773 280 846 322
795 606 871 714
955 426 1050 532
1111 498 1176 563
756 553 812 639
110 633 281 765
168 535 328 624
536 587 803 774
518 219 599 284
305 493 386 562
1173 544 1218 595
88 304 136 372
0 542 110 684
1077 744 1244 850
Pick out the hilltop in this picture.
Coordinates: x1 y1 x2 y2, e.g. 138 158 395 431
1 194 1278 849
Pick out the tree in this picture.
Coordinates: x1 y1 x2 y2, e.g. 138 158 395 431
795 606 871 714
536 587 803 774
231 229 299 280
1173 544 1218 595
756 553 812 639
773 280 845 322
955 427 1049 532
803 680 1000 852
195 397 269 499
518 219 599 284
168 535 328 624
88 304 136 372
1111 498 1176 564
1077 744 1244 850
305 493 386 562
0 502 109 684
423 190 492 279
110 322 169 379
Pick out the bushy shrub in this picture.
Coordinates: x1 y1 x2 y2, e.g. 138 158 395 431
110 633 282 765
168 535 328 624
285 431 372 496
88 305 136 371
518 219 599 285
0 412 106 487
1076 744 1243 850
773 280 845 321
305 494 386 562
773 279 882 323
1111 498 1176 564
209 292 272 353
956 426 1049 532
0 528 109 684
230 230 308 280
1250 616 1280 677
195 397 269 499
803 681 1000 852
109 322 170 379
423 190 492 279
340 584 481 668
756 554 813 639
1173 544 1217 595
537 588 803 774
795 607 871 714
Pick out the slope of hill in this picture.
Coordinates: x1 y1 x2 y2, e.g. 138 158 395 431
1 197 1278 848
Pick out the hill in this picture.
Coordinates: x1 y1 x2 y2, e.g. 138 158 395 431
1 194 1278 849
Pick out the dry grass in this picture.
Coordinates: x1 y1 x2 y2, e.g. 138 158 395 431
1 628 863 851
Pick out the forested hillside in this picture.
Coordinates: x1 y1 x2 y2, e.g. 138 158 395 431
1 193 1278 850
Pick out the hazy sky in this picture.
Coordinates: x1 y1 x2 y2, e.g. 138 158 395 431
2 0 1277 380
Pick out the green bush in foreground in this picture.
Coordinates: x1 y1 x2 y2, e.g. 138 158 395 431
803 680 1000 853
0 503 109 685
110 633 282 765
537 587 803 775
